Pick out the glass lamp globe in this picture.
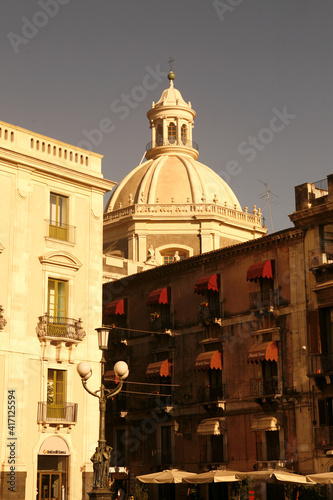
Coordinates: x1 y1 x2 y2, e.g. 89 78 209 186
114 361 129 380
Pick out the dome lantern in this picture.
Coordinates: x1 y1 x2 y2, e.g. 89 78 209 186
146 74 198 160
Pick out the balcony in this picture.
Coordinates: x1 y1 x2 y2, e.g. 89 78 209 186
146 139 199 152
46 220 76 243
198 302 223 325
37 401 78 424
197 385 225 405
249 289 285 311
308 354 333 376
315 426 333 449
150 313 173 332
36 314 86 343
309 247 333 272
250 377 280 398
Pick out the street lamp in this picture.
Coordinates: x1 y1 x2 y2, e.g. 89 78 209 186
77 327 129 500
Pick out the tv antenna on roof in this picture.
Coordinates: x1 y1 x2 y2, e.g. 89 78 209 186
258 179 278 233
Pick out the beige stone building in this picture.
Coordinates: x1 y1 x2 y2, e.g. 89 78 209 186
103 72 267 280
0 120 115 499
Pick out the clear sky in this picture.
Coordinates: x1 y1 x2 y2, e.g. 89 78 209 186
2 1 332 233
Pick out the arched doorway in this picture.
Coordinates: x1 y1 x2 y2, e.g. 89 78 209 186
37 436 69 500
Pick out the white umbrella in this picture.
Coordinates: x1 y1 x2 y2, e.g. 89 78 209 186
236 470 315 485
306 472 333 484
183 470 240 483
137 469 197 484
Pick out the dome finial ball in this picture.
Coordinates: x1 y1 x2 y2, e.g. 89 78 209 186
168 70 175 81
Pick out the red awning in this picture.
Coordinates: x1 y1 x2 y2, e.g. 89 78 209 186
247 341 278 363
246 260 274 282
194 274 219 294
104 370 120 384
147 287 169 306
105 298 125 316
146 360 171 377
195 351 222 370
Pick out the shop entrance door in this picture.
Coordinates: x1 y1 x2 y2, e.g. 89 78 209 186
38 472 66 500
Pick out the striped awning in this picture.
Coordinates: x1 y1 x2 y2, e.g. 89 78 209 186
146 359 171 377
246 260 274 282
197 417 226 435
195 351 222 370
247 341 278 363
105 298 125 316
147 287 169 306
194 274 219 294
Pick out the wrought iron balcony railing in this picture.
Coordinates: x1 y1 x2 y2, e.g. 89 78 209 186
37 401 78 423
36 314 86 342
197 385 225 404
150 313 173 332
249 289 285 311
249 377 279 397
146 139 199 152
46 219 76 243
308 354 333 376
315 425 333 449
198 302 224 323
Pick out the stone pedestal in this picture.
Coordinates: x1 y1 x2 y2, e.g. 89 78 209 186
88 487 114 500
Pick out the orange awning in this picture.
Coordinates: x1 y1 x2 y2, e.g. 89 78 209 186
194 274 219 294
147 287 169 306
146 359 171 377
195 351 222 370
104 370 120 384
246 260 274 282
247 341 278 363
105 298 125 316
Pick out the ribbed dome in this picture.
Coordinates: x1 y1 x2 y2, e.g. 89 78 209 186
155 81 188 108
105 154 242 212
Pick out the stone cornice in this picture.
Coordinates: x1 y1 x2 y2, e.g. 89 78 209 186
289 202 333 227
0 148 115 193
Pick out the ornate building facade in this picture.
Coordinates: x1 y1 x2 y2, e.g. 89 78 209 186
0 120 114 499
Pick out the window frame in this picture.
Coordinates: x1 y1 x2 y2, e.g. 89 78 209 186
167 122 176 144
49 193 69 241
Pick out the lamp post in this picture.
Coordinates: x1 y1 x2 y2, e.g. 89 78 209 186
77 327 129 500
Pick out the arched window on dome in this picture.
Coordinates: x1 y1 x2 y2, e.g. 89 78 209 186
168 122 176 144
161 249 187 265
181 125 187 145
157 125 163 146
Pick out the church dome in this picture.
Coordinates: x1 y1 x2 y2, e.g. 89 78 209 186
106 72 242 212
105 154 242 211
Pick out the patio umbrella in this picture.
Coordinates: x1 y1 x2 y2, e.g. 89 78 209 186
183 470 240 483
136 469 197 484
236 470 315 485
306 472 333 484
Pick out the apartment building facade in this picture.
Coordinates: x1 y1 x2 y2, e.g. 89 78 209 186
102 175 333 499
0 120 115 500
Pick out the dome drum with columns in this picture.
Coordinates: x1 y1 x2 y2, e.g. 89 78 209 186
103 71 267 280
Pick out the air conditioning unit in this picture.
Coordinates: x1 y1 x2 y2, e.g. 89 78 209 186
309 251 327 268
